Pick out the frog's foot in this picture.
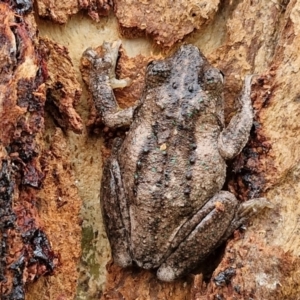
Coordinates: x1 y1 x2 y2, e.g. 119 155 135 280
156 191 239 282
237 197 273 218
212 197 273 251
83 41 131 89
112 237 133 268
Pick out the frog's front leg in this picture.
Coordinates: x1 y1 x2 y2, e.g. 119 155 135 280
218 75 254 160
156 191 239 282
82 41 134 129
100 138 132 267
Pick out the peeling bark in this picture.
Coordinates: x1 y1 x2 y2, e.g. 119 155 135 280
36 0 113 23
114 0 220 47
2 0 300 299
40 38 83 134
0 2 82 299
0 3 57 297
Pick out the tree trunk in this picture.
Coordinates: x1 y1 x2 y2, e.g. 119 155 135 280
1 0 300 299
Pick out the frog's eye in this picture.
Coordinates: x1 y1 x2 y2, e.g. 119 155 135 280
203 68 224 84
220 70 225 82
146 60 171 86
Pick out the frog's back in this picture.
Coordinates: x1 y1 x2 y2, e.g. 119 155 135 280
119 108 226 266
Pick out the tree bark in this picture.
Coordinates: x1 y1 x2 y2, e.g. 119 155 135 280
1 0 300 299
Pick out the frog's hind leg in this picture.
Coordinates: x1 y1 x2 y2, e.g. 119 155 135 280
100 138 132 267
156 191 238 282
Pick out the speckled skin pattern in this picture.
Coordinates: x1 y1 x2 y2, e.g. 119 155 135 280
83 43 254 281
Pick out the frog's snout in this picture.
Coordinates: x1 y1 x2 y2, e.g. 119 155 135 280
178 44 200 57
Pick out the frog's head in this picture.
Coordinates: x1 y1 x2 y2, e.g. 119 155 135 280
144 45 224 125
173 44 224 95
170 45 225 125
145 45 224 94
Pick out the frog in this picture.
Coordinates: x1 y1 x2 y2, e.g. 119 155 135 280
82 41 269 282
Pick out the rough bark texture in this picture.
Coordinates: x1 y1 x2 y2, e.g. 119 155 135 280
1 0 300 299
36 0 113 23
40 37 83 134
0 2 82 299
113 0 220 47
0 4 57 298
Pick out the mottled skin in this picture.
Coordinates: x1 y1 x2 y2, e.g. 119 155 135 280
83 42 264 281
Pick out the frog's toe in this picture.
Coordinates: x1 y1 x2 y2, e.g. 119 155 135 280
238 197 273 218
156 265 176 282
114 252 132 268
82 48 97 61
